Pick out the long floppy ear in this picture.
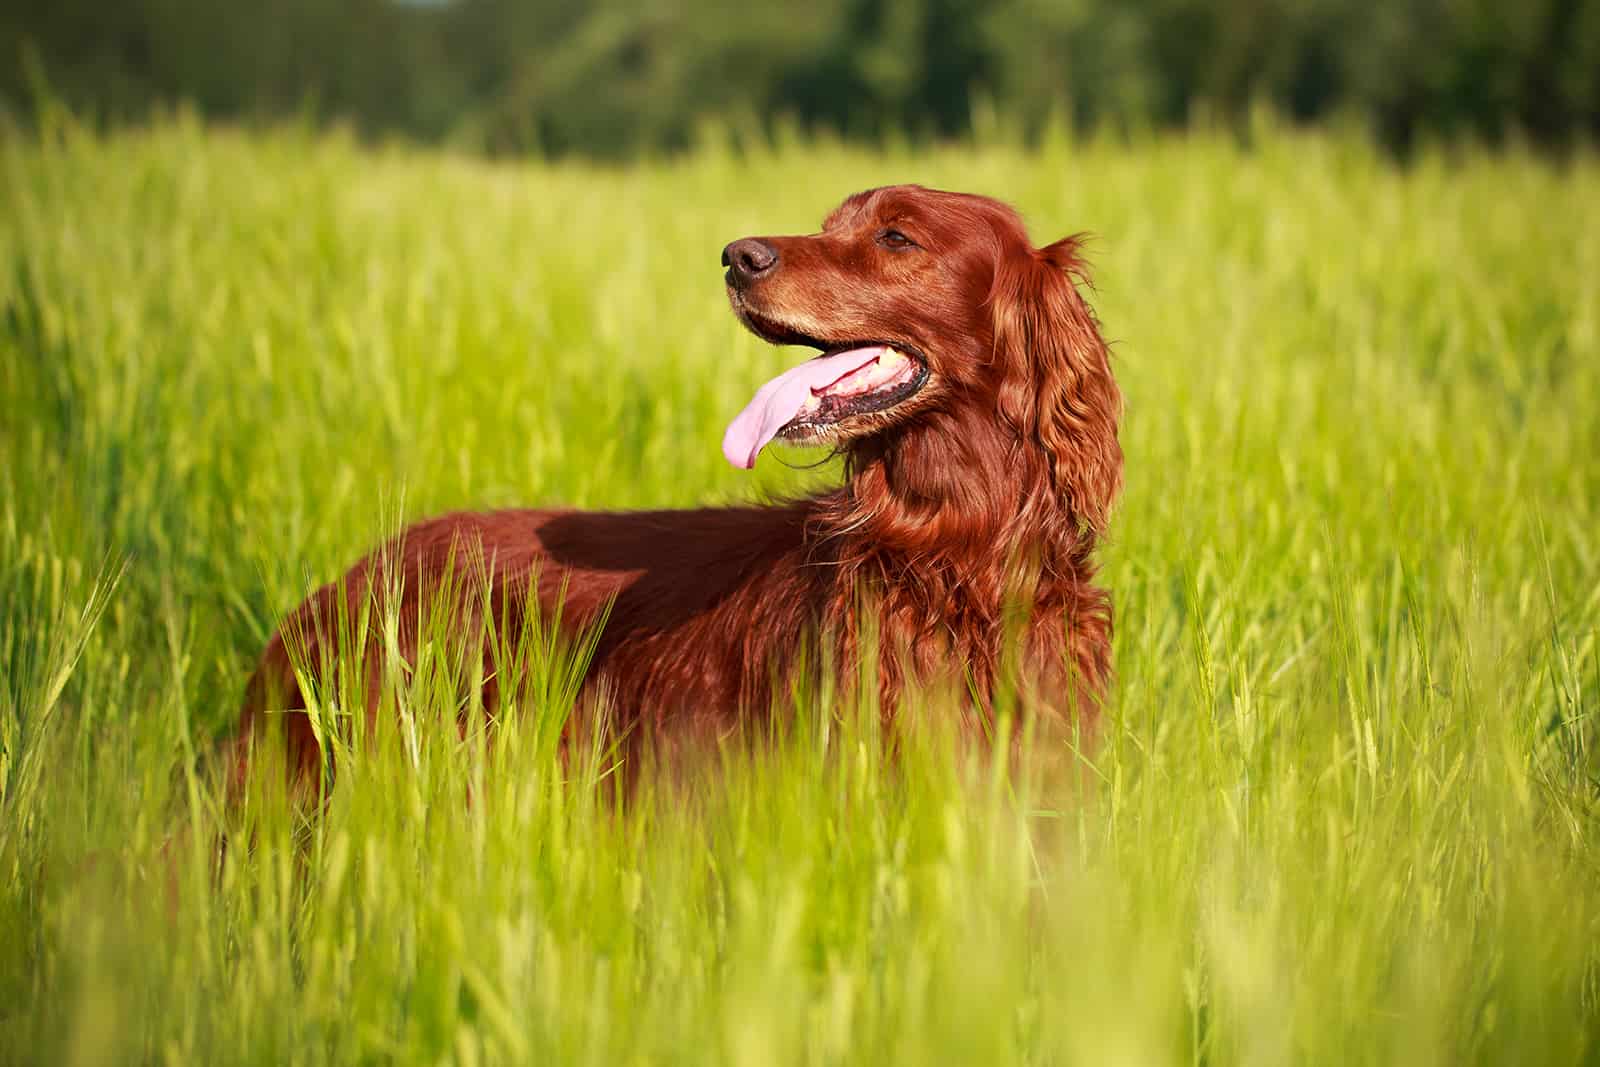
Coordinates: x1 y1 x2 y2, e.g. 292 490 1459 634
990 235 1123 532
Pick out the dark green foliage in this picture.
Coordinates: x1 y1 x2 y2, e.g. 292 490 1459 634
3 0 1598 155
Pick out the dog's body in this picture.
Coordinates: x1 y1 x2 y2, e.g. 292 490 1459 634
236 186 1121 785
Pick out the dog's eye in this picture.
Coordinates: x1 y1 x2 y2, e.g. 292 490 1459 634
876 229 917 250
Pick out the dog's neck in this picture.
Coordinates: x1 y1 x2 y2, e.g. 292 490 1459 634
825 408 1094 585
809 406 1107 702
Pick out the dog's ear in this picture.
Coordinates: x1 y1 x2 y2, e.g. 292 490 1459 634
990 235 1123 532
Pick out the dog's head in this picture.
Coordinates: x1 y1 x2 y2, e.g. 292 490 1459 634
721 185 1122 530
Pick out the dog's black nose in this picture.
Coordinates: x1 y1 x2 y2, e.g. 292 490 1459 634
722 238 778 289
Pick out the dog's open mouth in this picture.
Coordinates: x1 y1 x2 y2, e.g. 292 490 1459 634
723 309 929 469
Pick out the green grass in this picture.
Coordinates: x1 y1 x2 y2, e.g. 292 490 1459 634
3 112 1599 1065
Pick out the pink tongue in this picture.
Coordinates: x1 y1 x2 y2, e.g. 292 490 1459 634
722 346 887 468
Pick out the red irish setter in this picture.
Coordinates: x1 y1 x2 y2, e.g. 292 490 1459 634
234 185 1121 787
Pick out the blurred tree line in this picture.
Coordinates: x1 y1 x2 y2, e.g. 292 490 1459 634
3 0 1597 155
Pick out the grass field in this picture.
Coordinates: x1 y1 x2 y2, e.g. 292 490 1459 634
2 113 1599 1065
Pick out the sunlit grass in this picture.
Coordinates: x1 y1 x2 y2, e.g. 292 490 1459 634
2 113 1598 1064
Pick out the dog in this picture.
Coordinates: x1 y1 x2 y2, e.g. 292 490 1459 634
233 185 1122 788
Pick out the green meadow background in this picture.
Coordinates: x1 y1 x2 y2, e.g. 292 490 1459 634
2 112 1599 1064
